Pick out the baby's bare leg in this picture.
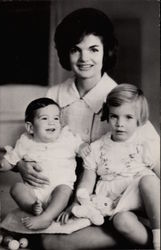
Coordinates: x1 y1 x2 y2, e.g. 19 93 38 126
32 199 43 215
22 184 72 230
10 182 37 213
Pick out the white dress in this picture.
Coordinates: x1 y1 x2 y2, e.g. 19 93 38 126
5 126 82 203
83 127 159 215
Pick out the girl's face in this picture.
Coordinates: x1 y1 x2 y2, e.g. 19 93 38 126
69 34 104 81
108 102 138 142
27 105 61 143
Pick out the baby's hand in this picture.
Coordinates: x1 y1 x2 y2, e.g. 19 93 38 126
78 143 91 158
0 158 13 172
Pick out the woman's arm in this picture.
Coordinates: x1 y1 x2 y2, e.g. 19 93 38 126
0 146 48 186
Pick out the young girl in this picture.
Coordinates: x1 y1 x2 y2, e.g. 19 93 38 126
69 84 160 250
0 97 85 230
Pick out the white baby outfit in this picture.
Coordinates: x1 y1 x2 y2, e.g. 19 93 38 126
83 126 159 215
5 126 82 203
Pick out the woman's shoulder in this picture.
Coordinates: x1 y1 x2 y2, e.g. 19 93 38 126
46 77 75 104
47 78 73 94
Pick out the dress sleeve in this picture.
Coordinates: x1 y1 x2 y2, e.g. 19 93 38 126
4 134 30 165
83 139 101 172
138 121 160 169
142 136 160 169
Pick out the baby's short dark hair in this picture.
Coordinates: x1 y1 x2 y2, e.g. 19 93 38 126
25 97 59 123
101 84 149 126
54 8 118 74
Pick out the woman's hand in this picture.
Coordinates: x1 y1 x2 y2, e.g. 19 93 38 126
56 202 78 224
17 158 49 188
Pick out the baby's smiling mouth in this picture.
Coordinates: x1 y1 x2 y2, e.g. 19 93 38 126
46 128 55 132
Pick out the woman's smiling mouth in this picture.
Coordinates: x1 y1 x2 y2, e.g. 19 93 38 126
77 64 93 70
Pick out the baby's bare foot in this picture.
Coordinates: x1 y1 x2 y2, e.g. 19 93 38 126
32 200 43 215
21 215 52 230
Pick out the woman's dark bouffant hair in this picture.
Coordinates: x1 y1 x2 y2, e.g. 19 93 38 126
54 8 118 74
25 97 59 123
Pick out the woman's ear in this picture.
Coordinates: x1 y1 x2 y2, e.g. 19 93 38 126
25 122 34 135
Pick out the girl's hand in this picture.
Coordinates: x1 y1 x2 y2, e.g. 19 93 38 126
56 202 78 224
17 159 49 187
78 143 91 158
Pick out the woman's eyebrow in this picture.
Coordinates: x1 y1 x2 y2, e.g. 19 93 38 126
89 45 100 48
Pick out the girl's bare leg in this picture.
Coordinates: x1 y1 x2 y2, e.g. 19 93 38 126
139 175 160 229
113 211 152 246
22 184 72 230
113 175 160 248
139 175 160 249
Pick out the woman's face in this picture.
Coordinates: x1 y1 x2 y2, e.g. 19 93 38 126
69 34 104 80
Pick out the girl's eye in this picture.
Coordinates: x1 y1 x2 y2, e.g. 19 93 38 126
110 114 117 119
54 117 59 121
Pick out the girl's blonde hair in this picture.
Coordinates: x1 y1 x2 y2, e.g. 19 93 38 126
101 83 149 126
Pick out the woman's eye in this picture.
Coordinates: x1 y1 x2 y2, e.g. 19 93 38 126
70 47 79 54
90 48 98 52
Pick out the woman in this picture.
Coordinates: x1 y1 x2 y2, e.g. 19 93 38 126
16 8 159 249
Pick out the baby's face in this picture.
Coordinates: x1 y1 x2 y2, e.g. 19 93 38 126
32 104 61 143
108 102 138 142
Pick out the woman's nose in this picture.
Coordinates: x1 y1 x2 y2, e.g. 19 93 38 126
79 50 88 61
